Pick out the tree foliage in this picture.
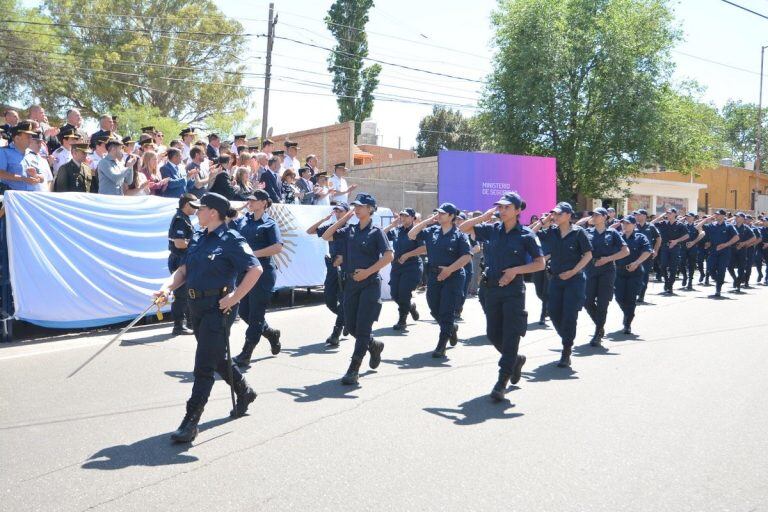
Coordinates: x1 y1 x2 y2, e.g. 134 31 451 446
325 0 381 138
482 0 681 201
721 100 767 169
111 104 184 141
415 105 483 157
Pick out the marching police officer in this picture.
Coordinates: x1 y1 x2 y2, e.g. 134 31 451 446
746 215 761 287
577 207 628 347
694 209 739 298
232 189 283 365
613 215 652 334
533 202 593 368
322 194 393 385
383 208 425 330
680 212 700 291
308 203 350 345
730 212 755 293
408 203 472 358
167 193 199 336
454 212 479 320
459 192 545 401
154 192 263 443
634 209 661 302
651 208 689 294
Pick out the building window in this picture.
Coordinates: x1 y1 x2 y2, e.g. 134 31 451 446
656 196 687 215
628 194 651 212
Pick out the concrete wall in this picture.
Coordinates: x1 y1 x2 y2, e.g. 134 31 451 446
357 144 416 163
349 157 438 217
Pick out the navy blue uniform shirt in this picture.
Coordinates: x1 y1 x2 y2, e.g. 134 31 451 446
684 223 699 247
617 231 652 270
168 209 194 256
734 223 755 245
417 225 471 268
334 221 392 274
182 224 260 291
473 222 543 281
585 226 626 275
236 212 283 270
636 222 660 248
539 225 593 275
316 222 344 258
387 226 424 269
702 222 738 249
656 220 688 243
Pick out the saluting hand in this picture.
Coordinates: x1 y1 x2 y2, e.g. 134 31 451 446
482 207 496 221
437 266 453 281
343 210 355 221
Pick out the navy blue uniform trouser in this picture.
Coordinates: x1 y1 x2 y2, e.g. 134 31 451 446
389 264 422 315
745 247 755 283
168 253 188 325
614 270 643 320
239 267 276 343
659 244 681 288
697 247 707 278
547 273 586 348
762 247 768 279
344 275 382 360
483 279 527 375
187 296 244 410
323 256 345 328
681 248 697 282
532 269 549 309
426 271 464 337
707 249 731 289
733 249 750 286
456 264 472 312
584 265 616 330
639 258 654 297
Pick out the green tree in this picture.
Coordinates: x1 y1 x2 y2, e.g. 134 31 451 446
26 0 250 122
721 100 767 169
325 0 381 138
203 108 260 140
482 0 680 201
648 83 726 174
111 104 184 141
415 105 484 157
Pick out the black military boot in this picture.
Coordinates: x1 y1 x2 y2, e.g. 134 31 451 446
172 321 194 336
685 279 694 291
557 347 572 368
263 327 281 355
368 339 384 369
409 302 420 321
230 378 257 418
449 323 459 346
392 311 408 331
589 327 604 347
326 325 342 347
539 301 547 325
233 340 257 367
490 372 512 401
341 358 363 385
623 314 634 335
511 354 526 385
456 306 464 321
170 404 204 443
432 333 449 358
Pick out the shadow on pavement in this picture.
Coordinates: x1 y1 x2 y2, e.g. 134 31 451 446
605 330 642 342
461 335 488 347
277 372 374 402
424 395 523 425
382 351 452 370
573 344 619 358
527 321 551 331
81 416 233 470
523 360 578 382
164 370 194 383
281 342 342 358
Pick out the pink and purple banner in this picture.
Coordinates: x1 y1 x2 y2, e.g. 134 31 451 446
437 150 557 223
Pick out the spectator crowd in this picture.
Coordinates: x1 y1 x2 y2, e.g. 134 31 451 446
0 107 358 204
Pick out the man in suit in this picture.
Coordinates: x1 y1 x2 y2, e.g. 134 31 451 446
160 148 188 198
259 155 283 203
296 166 315 205
206 133 221 161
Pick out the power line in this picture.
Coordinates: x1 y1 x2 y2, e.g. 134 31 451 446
719 0 768 21
673 49 762 76
0 17 249 38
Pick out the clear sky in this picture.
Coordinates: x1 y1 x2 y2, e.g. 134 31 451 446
21 0 768 147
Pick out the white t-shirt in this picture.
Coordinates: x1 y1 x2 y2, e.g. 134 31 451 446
329 174 348 203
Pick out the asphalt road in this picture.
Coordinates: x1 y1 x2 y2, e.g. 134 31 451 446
1 279 767 511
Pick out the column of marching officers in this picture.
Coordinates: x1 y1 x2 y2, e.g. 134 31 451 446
155 190 768 443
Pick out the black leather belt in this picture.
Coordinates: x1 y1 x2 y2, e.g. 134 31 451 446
481 274 522 287
188 286 228 299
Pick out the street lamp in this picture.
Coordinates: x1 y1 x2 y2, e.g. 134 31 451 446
755 44 767 212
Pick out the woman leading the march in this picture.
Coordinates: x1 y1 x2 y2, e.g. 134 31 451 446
532 202 593 368
383 208 426 331
322 194 393 385
154 192 263 443
459 192 545 401
408 202 472 359
232 189 284 366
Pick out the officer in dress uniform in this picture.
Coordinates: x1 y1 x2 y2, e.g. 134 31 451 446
322 194 393 385
53 142 95 193
167 194 199 336
232 189 284 366
693 209 739 298
634 209 661 302
308 203 350 346
533 202 593 368
459 192 545 401
651 208 689 294
408 203 472 358
51 127 80 176
613 215 652 334
577 207 628 347
383 208 425 331
154 192 262 443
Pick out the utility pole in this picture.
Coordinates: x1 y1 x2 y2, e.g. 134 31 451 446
755 45 766 211
261 3 277 142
